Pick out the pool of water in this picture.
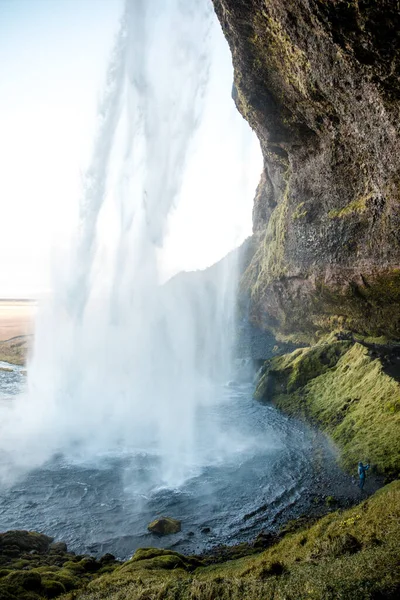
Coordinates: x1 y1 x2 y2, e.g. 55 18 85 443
0 365 339 559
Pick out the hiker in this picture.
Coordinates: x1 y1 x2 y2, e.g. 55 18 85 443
358 462 369 490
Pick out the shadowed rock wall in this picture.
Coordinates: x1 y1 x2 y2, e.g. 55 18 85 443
212 0 400 341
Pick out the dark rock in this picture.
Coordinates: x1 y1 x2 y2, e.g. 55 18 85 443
99 553 116 565
0 531 53 555
49 542 67 554
147 517 181 535
212 0 400 341
0 547 20 558
79 557 101 573
201 527 211 534
253 531 279 549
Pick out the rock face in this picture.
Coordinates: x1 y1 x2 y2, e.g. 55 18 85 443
147 517 182 536
212 0 400 341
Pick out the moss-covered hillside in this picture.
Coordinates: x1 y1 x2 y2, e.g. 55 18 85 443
255 337 400 476
212 0 400 342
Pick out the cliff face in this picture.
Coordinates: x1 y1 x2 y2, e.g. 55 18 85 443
212 0 400 341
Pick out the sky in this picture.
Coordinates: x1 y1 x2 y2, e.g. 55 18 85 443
0 0 261 298
0 0 123 298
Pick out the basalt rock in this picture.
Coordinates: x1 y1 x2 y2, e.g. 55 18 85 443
0 531 53 555
212 0 400 341
147 517 181 536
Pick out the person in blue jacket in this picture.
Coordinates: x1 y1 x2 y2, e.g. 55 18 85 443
358 462 369 490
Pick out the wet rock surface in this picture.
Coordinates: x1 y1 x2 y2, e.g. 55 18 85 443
212 0 400 341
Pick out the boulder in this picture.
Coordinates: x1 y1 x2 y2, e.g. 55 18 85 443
49 541 68 554
0 531 53 555
147 517 181 535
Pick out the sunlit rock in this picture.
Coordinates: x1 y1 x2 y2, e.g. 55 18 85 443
147 517 181 535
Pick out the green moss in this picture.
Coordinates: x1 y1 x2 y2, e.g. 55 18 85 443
11 559 30 569
328 192 372 218
292 201 308 220
40 579 65 598
254 340 350 400
122 549 202 573
0 569 11 578
62 561 85 574
69 482 400 600
248 180 290 308
251 12 311 97
36 570 78 591
256 341 400 475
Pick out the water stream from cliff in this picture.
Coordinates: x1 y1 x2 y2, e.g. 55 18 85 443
0 0 256 487
0 0 348 557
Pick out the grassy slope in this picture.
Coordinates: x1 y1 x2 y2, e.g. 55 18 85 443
255 339 400 475
65 481 400 600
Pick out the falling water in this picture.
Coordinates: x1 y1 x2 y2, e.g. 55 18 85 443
0 0 261 488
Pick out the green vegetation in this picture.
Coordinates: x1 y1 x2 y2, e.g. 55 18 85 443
255 339 400 475
251 11 311 98
61 481 400 600
0 531 119 600
0 336 30 365
328 192 372 219
244 179 291 311
292 201 308 220
147 518 181 535
2 339 400 600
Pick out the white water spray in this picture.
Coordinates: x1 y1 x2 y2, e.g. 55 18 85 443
0 0 261 488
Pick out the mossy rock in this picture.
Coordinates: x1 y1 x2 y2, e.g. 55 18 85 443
37 570 78 592
127 548 201 572
41 578 66 598
147 517 181 535
78 558 101 573
3 571 42 592
0 588 18 600
48 543 67 555
0 569 11 578
254 339 350 400
63 560 85 574
0 532 52 555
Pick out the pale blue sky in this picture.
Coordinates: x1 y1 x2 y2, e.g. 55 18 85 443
0 0 123 297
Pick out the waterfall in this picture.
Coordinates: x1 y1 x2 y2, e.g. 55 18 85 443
0 0 261 488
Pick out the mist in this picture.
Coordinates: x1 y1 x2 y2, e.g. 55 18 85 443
0 0 261 489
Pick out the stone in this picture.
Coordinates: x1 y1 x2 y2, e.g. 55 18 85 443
0 531 53 555
147 517 181 535
99 553 116 565
49 541 68 554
